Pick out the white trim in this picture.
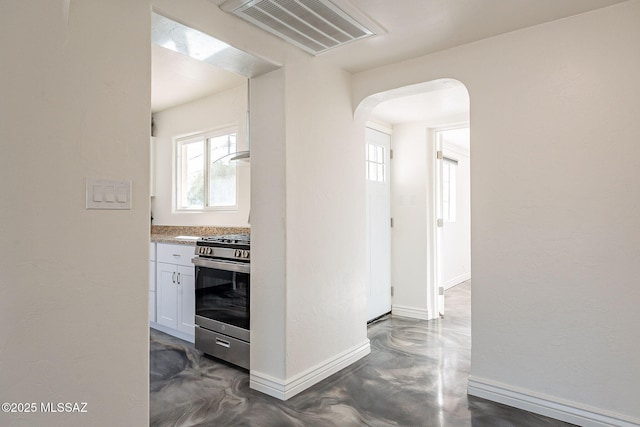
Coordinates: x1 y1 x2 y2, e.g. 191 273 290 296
468 376 640 427
443 143 470 159
433 122 470 133
392 304 434 320
149 322 195 343
366 120 393 135
250 339 371 400
442 272 471 290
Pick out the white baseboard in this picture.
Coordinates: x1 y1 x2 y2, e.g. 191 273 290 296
250 339 371 401
468 376 640 427
392 304 433 320
443 273 471 290
150 322 195 343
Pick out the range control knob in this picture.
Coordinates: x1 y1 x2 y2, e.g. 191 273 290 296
234 249 241 257
242 250 250 259
206 247 212 255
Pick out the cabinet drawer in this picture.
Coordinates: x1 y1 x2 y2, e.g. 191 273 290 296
195 327 249 370
156 243 196 266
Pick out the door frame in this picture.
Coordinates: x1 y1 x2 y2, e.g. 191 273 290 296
429 124 470 318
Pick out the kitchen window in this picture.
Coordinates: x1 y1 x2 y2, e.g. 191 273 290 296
176 129 237 210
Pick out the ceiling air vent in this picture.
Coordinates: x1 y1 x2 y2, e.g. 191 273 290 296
220 0 380 55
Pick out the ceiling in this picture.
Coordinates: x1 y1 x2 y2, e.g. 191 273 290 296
151 44 246 113
317 0 625 73
152 0 624 115
370 82 470 126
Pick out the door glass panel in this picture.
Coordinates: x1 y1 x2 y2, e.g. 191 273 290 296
195 267 249 330
366 143 385 182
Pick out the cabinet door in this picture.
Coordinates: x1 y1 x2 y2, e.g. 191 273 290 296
156 262 178 329
177 264 195 335
149 260 156 291
149 253 157 322
149 291 156 323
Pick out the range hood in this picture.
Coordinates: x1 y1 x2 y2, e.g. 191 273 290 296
219 0 382 55
230 150 251 161
233 79 252 162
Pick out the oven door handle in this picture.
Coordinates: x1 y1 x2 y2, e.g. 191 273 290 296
192 257 251 274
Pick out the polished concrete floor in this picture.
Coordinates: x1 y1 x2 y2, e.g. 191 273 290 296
150 282 574 426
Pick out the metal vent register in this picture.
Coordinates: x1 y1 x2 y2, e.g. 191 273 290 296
220 0 379 55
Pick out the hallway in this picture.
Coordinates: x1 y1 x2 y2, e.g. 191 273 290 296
150 282 573 426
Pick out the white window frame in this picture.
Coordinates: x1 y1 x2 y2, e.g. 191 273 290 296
174 127 239 212
366 143 386 182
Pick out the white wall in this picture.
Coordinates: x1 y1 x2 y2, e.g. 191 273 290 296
0 1 150 426
354 2 640 424
251 60 371 399
249 69 287 381
389 123 430 318
151 84 250 227
283 59 369 380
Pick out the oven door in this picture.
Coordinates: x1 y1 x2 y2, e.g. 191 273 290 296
193 257 250 342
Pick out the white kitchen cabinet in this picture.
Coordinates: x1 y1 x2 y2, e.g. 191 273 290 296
177 264 195 335
156 262 178 327
149 242 156 322
154 243 196 340
156 242 194 266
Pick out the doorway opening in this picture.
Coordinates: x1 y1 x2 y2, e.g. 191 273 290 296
434 126 471 316
361 79 471 322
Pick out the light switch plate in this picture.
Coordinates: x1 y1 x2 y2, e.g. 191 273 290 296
86 178 132 210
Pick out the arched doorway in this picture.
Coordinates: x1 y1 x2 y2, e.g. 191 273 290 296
358 78 471 322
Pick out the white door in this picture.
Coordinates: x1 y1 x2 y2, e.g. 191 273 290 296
177 265 195 335
157 262 178 329
365 127 392 321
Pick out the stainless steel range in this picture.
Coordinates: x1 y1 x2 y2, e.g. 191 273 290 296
192 234 250 369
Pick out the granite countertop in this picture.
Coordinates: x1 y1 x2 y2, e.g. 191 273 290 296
150 225 250 245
